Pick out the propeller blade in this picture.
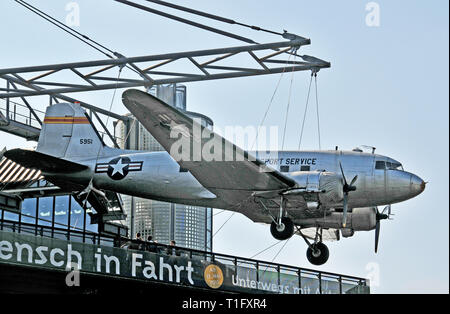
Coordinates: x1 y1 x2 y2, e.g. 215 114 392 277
339 162 357 228
342 194 348 227
375 221 380 253
377 205 390 221
350 175 358 187
339 162 348 185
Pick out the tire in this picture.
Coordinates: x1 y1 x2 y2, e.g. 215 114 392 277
270 217 294 240
306 242 330 266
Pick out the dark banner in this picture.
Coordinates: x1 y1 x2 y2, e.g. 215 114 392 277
0 230 367 294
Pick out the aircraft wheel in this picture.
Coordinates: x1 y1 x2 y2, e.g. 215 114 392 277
270 217 294 240
306 242 329 266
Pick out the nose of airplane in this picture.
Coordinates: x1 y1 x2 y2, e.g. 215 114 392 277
410 173 426 196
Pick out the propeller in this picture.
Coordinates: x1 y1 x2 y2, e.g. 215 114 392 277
339 162 358 227
374 205 390 253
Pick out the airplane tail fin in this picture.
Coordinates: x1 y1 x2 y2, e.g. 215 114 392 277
36 102 107 160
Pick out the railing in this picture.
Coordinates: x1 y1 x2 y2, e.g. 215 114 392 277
0 218 369 294
0 219 115 247
0 99 43 129
121 238 369 293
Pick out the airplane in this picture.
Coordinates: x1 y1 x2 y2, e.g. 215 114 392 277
4 89 426 265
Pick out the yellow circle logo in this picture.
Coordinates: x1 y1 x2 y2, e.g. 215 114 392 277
204 264 224 289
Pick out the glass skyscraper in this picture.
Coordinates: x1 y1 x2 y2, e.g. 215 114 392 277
116 84 213 251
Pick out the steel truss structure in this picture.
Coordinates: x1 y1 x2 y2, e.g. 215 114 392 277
0 38 329 146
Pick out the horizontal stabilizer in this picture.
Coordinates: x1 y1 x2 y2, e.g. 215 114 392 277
4 149 88 173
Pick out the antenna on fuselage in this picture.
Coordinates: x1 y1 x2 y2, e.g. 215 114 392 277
361 145 376 154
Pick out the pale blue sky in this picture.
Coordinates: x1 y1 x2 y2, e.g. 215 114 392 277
0 0 448 293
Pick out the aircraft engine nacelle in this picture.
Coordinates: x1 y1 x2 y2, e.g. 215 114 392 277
289 171 344 205
350 207 377 231
298 208 377 231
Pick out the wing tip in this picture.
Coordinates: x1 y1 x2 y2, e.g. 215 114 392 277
122 88 144 99
122 88 180 122
122 88 162 113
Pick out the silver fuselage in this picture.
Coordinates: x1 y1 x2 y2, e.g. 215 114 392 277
51 149 425 212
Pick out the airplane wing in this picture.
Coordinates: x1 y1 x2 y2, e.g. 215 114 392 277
122 89 296 194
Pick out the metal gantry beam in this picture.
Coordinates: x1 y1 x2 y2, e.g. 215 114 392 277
0 38 330 146
0 39 329 98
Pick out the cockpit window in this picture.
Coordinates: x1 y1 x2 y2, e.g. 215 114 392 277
376 160 403 170
387 162 403 170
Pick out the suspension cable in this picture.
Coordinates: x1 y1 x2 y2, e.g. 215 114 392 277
270 237 291 263
259 237 291 275
115 0 257 44
213 209 226 217
82 68 126 227
314 73 322 150
297 73 314 150
15 0 142 77
249 241 282 259
15 0 114 59
94 69 123 167
212 193 255 238
115 0 303 59
213 212 235 237
143 0 284 36
251 52 292 151
281 54 298 150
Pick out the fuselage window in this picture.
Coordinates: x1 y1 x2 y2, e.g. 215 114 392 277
300 166 310 172
280 166 290 173
375 161 386 170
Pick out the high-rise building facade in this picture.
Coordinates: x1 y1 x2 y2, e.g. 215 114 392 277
116 84 213 251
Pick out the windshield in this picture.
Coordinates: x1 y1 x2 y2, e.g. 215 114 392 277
375 160 404 171
387 162 403 171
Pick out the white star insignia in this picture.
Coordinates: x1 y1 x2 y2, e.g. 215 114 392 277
110 158 127 176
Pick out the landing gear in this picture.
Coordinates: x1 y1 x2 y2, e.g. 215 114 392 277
262 196 294 241
306 242 329 266
298 226 330 266
270 217 294 240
